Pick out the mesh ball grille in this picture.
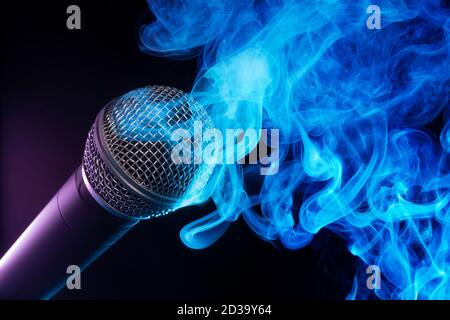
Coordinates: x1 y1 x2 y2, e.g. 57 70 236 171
83 125 171 219
102 86 213 199
82 86 214 219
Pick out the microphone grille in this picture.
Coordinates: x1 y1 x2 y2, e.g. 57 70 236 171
82 86 214 219
83 125 171 218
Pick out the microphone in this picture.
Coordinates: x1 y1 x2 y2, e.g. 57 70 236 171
0 85 214 299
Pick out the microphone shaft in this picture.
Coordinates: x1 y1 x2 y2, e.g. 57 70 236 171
0 166 138 299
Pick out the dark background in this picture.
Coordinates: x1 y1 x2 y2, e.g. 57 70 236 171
0 0 355 299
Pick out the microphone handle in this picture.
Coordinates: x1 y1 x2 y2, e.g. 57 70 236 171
0 166 138 299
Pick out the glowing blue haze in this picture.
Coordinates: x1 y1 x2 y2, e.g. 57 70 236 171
140 0 450 299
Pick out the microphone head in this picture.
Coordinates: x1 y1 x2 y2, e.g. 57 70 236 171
82 85 214 219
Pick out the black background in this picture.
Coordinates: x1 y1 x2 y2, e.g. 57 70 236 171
0 0 355 299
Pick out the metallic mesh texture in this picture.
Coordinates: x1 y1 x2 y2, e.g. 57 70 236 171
83 125 172 219
82 86 214 219
102 86 213 199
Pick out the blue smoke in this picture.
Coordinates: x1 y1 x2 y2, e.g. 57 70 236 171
140 0 450 299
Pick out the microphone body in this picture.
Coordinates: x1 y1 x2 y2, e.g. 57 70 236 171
0 166 137 299
0 86 214 299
